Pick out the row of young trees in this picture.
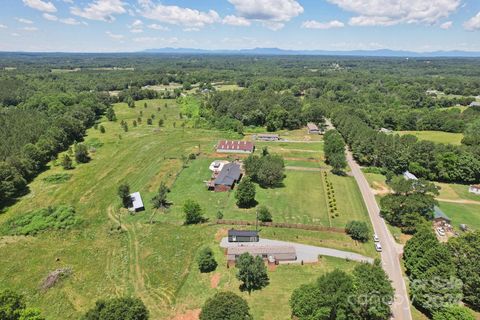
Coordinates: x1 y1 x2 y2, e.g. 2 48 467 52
403 226 479 318
331 108 480 183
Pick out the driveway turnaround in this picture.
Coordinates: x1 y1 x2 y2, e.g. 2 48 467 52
220 237 374 264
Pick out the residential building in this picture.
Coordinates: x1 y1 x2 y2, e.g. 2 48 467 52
433 206 451 225
226 246 297 263
469 184 480 195
403 171 418 181
213 162 242 192
307 122 320 134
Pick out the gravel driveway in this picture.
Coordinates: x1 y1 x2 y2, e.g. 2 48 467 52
220 237 373 264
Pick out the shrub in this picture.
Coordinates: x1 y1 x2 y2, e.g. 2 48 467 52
200 292 251 320
345 221 370 242
3 206 79 236
183 200 204 225
258 206 272 222
42 173 72 184
82 297 148 320
197 247 217 273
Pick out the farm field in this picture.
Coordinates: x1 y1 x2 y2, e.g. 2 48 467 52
0 99 374 319
395 130 464 145
437 202 480 230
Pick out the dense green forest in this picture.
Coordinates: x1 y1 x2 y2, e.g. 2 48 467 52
1 53 480 206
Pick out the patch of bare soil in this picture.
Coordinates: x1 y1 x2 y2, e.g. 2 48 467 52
215 228 228 242
171 309 201 320
371 182 391 195
210 273 221 288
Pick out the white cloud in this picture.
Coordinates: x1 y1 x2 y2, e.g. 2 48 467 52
0 24 7 29
23 0 57 13
228 0 303 22
60 18 81 25
128 19 143 33
222 15 251 26
16 18 34 24
11 33 20 37
327 0 460 26
440 21 453 29
22 26 39 31
105 31 124 39
302 20 345 29
147 23 168 30
63 0 73 3
71 0 126 22
464 12 480 31
43 13 58 21
139 1 219 27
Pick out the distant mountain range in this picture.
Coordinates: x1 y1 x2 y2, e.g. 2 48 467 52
143 47 480 57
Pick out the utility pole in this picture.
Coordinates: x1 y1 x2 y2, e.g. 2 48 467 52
255 209 259 232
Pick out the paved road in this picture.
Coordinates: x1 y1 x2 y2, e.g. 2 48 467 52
347 150 412 320
220 237 374 264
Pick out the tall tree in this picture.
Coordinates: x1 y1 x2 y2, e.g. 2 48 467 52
235 177 256 208
236 253 269 294
183 199 204 225
199 292 251 320
82 297 148 320
117 184 131 208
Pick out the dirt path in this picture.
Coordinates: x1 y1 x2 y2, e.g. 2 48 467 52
107 206 168 316
436 198 480 205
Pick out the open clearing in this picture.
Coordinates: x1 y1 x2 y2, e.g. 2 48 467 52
395 130 464 145
0 99 374 319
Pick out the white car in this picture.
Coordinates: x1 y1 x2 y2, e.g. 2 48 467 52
375 243 382 252
373 234 380 242
436 227 446 237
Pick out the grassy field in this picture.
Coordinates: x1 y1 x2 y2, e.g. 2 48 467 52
436 182 480 202
437 202 480 230
395 130 464 145
0 99 375 319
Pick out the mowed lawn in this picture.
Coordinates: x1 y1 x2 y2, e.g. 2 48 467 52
165 156 369 229
437 202 480 230
395 130 464 145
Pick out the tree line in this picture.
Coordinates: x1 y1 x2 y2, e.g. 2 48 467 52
330 107 480 184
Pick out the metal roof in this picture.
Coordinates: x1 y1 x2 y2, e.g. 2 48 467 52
129 192 144 210
217 140 254 152
215 162 241 186
403 171 418 180
434 206 451 222
228 230 259 237
227 246 296 255
307 122 319 131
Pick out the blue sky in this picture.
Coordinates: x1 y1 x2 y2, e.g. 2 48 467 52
1 0 480 52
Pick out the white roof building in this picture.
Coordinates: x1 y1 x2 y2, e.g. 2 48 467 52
403 171 418 181
129 192 145 212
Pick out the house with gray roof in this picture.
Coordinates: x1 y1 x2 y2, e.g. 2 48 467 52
212 162 242 192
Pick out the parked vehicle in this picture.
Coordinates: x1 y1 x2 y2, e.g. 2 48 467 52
436 227 446 237
375 243 382 252
373 234 379 242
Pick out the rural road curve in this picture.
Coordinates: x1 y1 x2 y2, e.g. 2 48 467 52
347 150 412 320
220 237 374 264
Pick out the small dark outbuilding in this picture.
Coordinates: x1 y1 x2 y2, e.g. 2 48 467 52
228 229 259 243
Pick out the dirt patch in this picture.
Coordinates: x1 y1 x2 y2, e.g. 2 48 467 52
171 309 201 320
210 273 221 288
371 182 391 195
0 236 31 248
215 228 228 242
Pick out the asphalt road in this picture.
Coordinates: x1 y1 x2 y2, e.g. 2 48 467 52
347 150 412 320
220 237 374 264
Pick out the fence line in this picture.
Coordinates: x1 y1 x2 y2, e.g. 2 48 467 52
215 219 346 233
